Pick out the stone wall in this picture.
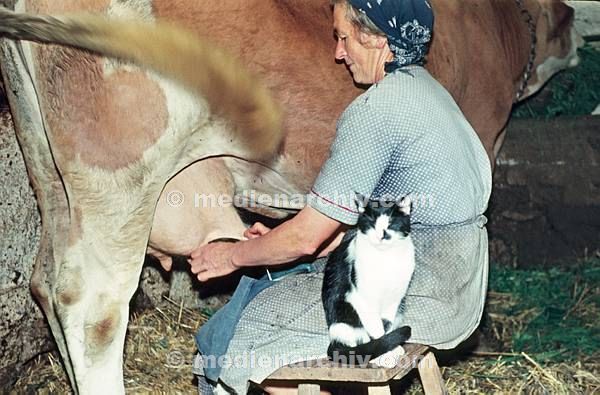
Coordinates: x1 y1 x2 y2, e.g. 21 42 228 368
489 116 599 266
0 109 49 385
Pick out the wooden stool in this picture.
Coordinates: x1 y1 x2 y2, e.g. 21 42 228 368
262 344 447 394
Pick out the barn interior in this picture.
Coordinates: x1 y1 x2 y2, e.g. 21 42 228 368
0 15 598 395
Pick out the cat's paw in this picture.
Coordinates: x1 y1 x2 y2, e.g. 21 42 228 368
370 345 406 368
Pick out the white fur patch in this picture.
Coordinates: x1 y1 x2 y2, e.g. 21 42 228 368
398 196 411 215
108 0 154 21
345 291 385 339
103 0 154 74
15 0 26 12
371 345 406 368
525 28 582 99
329 323 370 347
373 215 390 242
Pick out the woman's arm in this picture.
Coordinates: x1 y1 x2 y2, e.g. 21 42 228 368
188 205 343 281
315 231 345 258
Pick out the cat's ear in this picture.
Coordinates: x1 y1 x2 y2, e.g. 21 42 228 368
354 192 367 213
397 196 412 216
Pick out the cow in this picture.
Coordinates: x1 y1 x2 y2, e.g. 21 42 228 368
0 0 581 393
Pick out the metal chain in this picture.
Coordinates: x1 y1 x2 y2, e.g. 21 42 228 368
514 0 537 102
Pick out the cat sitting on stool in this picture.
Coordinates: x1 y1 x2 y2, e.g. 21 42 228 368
322 194 415 366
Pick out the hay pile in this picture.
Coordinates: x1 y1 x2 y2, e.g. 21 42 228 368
441 353 599 394
11 260 600 394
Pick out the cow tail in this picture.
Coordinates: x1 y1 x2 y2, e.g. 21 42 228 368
0 7 283 161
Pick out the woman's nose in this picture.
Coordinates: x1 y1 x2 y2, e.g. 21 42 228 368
335 40 346 60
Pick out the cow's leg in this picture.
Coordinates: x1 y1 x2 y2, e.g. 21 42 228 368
52 238 146 394
25 177 78 388
31 231 78 389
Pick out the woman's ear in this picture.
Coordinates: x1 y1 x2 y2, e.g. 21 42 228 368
359 32 387 49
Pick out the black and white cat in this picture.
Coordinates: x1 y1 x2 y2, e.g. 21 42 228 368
322 194 415 364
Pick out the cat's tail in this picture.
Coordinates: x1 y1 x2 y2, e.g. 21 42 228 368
327 326 411 365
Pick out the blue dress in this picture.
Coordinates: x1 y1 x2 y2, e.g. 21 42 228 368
194 66 492 394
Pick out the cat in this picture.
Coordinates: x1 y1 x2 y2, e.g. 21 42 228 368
322 193 415 365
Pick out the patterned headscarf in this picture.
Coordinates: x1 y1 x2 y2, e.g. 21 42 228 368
347 0 434 73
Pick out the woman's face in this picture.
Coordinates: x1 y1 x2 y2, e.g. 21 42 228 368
333 3 391 85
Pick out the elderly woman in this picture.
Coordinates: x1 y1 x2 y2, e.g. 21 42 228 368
189 0 492 393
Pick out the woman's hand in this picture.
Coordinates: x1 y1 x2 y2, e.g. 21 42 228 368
188 206 342 281
243 222 271 239
188 242 239 282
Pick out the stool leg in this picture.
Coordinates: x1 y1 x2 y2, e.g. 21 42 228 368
298 383 320 395
367 385 392 395
417 351 447 395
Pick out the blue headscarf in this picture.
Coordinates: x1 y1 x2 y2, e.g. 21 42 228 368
347 0 434 73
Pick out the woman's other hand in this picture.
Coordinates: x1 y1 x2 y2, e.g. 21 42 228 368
243 222 271 239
